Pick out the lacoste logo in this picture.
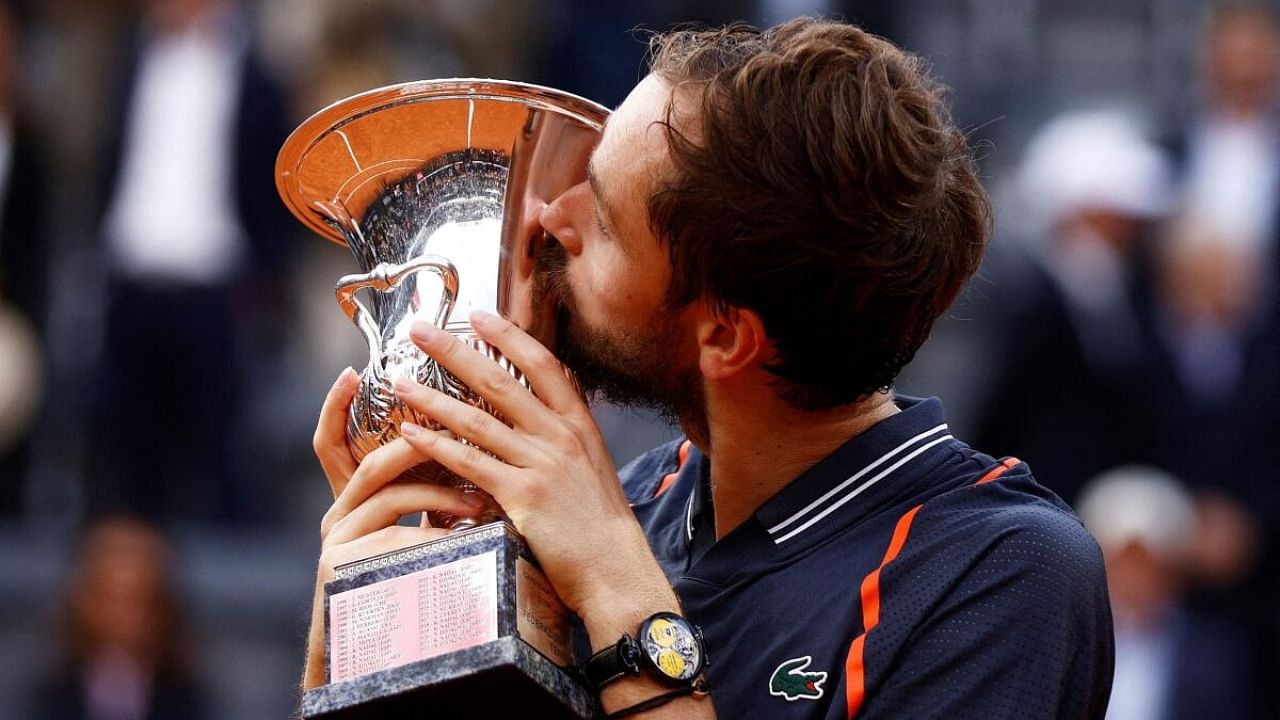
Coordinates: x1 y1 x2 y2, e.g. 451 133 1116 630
769 655 827 702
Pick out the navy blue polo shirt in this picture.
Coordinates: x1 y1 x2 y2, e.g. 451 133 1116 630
619 396 1114 719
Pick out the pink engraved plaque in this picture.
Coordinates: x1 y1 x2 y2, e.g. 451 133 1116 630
328 550 499 683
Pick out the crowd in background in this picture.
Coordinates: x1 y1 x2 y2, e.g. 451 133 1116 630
0 0 1277 718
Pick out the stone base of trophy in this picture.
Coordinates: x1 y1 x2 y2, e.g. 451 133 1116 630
301 522 595 719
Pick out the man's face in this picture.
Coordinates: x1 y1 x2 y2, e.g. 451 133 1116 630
1207 14 1280 116
535 75 706 428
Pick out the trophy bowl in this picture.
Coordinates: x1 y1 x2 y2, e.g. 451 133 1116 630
277 79 608 528
277 80 608 718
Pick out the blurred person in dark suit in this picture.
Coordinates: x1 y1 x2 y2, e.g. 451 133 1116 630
1077 467 1260 720
1144 13 1280 696
26 516 207 720
1134 214 1280 711
972 111 1171 506
1150 6 1280 485
89 0 292 522
1165 3 1280 336
0 0 49 515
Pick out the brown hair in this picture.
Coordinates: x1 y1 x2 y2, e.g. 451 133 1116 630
647 18 991 408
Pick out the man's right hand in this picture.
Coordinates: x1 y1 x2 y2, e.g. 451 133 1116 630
302 367 486 690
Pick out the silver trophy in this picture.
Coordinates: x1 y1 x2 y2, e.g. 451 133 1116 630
277 80 608 718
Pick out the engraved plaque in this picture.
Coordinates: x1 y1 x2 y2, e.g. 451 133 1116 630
329 551 500 682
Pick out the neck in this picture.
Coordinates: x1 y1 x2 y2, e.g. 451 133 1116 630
686 386 899 540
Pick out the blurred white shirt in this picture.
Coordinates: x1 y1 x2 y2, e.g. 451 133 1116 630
1107 618 1175 720
1184 115 1279 254
103 18 246 286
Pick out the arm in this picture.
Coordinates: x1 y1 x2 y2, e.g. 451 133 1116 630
392 311 714 718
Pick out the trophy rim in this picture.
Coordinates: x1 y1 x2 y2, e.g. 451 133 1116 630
275 78 612 246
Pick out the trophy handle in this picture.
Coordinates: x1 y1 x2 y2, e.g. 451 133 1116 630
334 255 460 377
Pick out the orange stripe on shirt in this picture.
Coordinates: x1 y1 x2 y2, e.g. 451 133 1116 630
976 457 1020 485
845 503 923 718
844 457 1021 717
654 440 693 498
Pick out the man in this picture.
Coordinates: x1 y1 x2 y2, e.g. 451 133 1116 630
305 19 1114 719
91 0 292 521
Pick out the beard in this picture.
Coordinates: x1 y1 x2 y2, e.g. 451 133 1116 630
533 237 707 438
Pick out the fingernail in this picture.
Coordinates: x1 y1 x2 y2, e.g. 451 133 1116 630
461 492 487 508
401 421 423 438
470 309 495 326
336 366 356 385
410 320 438 343
393 375 416 395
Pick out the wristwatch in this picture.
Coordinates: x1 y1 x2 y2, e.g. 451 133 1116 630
582 612 706 692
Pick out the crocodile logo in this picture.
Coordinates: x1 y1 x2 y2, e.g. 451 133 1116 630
769 655 827 702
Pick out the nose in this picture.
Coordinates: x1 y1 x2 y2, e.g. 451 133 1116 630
538 182 590 256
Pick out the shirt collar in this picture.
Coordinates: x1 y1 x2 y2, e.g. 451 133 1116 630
756 396 953 546
680 396 953 555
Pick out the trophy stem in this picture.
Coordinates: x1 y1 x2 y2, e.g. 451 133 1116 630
421 473 503 531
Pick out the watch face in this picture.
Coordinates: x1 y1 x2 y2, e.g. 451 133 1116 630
639 613 703 683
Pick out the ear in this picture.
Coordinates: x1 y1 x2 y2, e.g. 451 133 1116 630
695 304 769 382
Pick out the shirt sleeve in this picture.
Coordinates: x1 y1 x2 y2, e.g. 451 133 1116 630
852 500 1114 720
617 438 685 504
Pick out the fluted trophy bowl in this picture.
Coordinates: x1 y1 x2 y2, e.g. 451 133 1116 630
276 79 608 528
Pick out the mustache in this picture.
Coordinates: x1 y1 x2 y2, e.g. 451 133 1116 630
535 233 571 305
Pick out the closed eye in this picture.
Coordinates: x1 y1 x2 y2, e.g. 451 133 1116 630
593 205 610 238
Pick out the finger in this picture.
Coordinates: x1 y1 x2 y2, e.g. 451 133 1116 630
409 320 551 429
393 376 538 467
472 313 618 472
328 437 439 526
399 422 517 502
321 525 448 570
315 367 360 497
326 482 484 546
468 310 588 417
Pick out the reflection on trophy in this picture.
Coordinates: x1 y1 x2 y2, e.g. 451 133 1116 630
277 79 608 718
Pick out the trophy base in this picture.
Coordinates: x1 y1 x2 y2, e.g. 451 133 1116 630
303 522 593 719
301 636 593 718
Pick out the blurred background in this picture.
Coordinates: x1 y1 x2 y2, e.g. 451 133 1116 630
0 0 1276 717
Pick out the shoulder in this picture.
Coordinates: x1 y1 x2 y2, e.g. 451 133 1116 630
858 463 1114 718
905 462 1107 592
617 438 688 504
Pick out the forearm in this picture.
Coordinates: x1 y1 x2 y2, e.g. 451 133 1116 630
301 575 327 690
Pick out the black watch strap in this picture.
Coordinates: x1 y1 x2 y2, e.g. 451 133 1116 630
582 634 641 691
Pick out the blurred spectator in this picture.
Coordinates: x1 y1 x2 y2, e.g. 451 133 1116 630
1143 217 1280 544
88 0 293 522
1077 466 1258 720
972 110 1171 504
26 516 206 720
1140 17 1280 694
1167 3 1279 333
1143 3 1280 532
0 0 49 515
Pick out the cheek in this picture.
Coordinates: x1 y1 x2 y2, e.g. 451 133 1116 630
575 252 638 303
